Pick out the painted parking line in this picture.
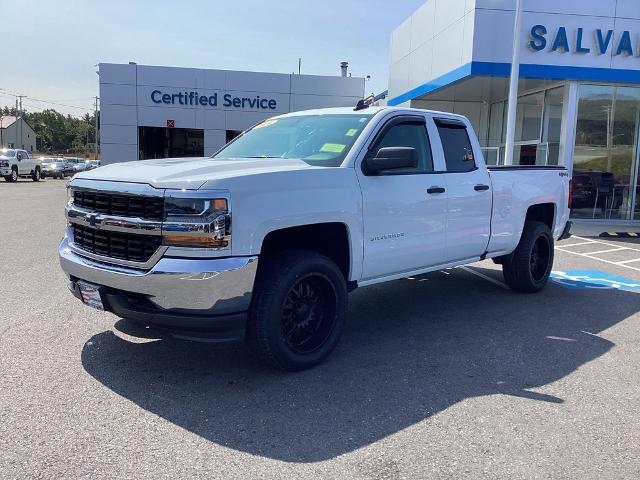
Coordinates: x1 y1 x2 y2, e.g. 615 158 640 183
458 266 509 290
582 247 628 255
555 248 640 272
556 235 640 273
558 241 597 248
619 258 640 265
562 235 640 253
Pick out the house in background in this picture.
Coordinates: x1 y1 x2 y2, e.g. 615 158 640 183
0 116 37 152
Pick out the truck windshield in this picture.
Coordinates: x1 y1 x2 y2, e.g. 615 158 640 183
0 149 16 158
213 114 373 166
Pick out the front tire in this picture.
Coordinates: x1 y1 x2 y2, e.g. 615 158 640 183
5 167 18 182
31 167 40 182
247 250 347 371
502 221 554 293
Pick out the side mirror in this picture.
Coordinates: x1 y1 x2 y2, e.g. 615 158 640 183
365 147 417 173
17 153 22 161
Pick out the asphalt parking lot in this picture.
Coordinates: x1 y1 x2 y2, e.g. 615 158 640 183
1 179 639 479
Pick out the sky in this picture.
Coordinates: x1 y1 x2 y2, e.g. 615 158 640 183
3 0 426 117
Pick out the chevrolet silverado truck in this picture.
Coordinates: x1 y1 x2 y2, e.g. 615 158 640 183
59 106 571 371
1 148 41 182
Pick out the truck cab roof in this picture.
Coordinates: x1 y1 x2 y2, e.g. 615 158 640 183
275 106 468 122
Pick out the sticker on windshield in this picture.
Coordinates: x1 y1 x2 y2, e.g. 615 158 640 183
253 119 278 129
345 128 358 137
320 143 346 153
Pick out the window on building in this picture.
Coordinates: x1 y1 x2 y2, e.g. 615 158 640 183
225 130 242 143
571 85 640 221
138 127 204 160
541 87 563 166
486 86 565 166
515 92 544 143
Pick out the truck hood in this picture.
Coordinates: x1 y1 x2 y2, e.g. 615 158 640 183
73 157 324 190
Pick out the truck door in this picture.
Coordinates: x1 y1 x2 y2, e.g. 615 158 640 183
358 115 447 280
433 118 492 262
16 151 26 174
23 151 34 174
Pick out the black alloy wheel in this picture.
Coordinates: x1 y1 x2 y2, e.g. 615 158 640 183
529 235 551 282
248 249 347 371
502 220 554 293
281 273 338 355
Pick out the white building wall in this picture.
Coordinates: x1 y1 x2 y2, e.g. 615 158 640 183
389 0 640 104
99 63 365 163
388 0 477 103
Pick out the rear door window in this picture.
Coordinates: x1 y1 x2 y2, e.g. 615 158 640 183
435 119 476 173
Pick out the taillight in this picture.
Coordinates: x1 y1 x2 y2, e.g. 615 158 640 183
568 179 573 209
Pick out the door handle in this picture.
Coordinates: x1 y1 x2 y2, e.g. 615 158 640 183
474 184 490 191
427 186 445 194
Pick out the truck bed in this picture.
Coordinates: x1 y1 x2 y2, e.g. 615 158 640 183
486 165 570 256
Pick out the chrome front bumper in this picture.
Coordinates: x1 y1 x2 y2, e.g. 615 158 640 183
59 236 258 329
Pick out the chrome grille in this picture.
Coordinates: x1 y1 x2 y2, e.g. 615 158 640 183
73 190 164 221
72 224 162 263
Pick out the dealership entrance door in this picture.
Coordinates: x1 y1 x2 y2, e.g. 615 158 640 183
138 127 204 160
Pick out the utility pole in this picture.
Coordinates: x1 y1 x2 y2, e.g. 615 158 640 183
17 95 26 149
504 0 522 166
94 96 99 160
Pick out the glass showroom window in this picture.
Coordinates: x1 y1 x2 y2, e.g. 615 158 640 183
484 102 504 165
485 86 564 166
541 87 563 166
571 85 640 220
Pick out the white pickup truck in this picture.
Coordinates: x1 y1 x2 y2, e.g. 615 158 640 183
59 106 571 371
0 148 42 182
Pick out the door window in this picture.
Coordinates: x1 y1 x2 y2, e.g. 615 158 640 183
368 121 433 174
436 121 476 173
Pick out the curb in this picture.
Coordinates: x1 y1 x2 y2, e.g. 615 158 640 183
599 232 640 238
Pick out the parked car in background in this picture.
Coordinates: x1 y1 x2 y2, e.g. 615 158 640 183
42 159 72 179
85 160 101 170
63 157 88 174
73 162 87 173
0 148 42 182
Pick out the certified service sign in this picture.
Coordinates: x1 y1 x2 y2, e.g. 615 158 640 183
150 89 277 110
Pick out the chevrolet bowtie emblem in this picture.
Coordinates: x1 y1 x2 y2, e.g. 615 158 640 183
88 213 98 227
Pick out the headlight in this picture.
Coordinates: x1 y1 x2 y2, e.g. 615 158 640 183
162 193 230 249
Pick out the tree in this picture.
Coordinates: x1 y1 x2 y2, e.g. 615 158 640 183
2 105 98 156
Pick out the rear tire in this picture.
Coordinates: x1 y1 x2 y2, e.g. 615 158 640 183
31 167 40 182
502 221 554 293
247 249 347 371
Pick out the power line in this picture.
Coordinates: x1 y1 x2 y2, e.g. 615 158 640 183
0 88 94 112
20 96 94 111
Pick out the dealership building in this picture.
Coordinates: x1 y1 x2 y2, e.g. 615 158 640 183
388 0 640 222
99 63 364 163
